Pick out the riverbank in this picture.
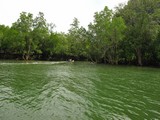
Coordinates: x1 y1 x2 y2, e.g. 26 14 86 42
0 58 160 68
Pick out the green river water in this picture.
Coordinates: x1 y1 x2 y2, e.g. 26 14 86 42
0 61 160 120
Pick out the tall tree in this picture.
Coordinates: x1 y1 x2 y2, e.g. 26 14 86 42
51 32 69 59
115 0 160 65
68 18 80 58
88 6 126 64
32 12 50 59
12 12 33 60
68 18 89 60
88 7 112 63
0 25 10 55
107 16 126 64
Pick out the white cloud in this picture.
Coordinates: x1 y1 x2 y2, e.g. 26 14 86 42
0 0 128 33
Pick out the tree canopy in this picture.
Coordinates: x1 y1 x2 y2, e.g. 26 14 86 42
0 0 160 66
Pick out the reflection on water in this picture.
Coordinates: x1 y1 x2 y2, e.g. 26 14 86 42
0 61 160 120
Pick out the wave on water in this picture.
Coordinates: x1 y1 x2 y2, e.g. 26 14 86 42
0 61 67 65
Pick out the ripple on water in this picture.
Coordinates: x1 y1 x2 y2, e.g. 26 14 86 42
0 62 160 120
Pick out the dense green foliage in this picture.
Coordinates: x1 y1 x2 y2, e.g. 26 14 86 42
0 0 160 65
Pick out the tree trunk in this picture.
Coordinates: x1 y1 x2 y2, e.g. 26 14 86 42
108 54 114 64
104 56 107 64
25 36 31 61
115 43 118 65
25 54 30 60
22 53 30 60
136 48 142 66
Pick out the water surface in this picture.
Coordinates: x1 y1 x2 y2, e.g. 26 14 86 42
0 61 160 119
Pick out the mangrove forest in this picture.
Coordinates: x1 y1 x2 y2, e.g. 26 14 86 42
0 0 160 66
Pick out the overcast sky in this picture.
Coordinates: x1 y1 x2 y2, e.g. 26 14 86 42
0 0 128 32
